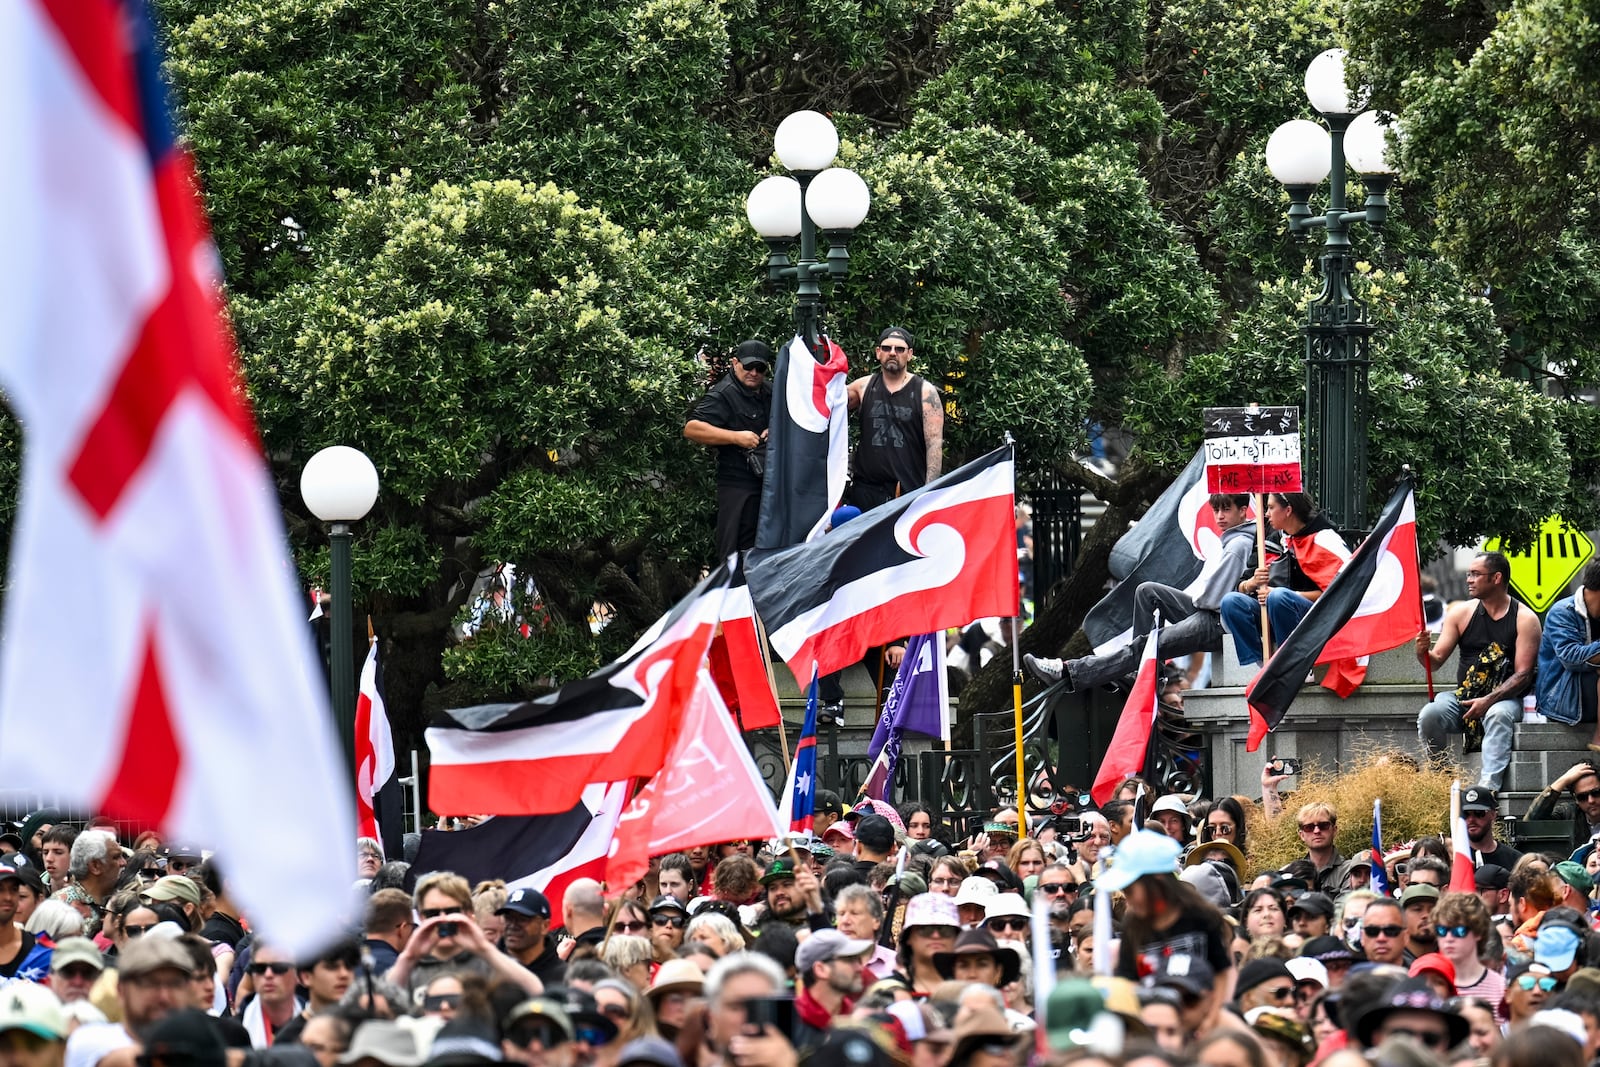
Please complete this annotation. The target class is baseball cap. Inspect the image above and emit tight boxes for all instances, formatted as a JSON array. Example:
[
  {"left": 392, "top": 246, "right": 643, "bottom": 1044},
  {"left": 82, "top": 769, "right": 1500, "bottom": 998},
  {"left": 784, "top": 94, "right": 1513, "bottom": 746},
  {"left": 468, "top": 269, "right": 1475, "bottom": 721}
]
[
  {"left": 877, "top": 327, "right": 914, "bottom": 347},
  {"left": 1286, "top": 958, "right": 1329, "bottom": 988},
  {"left": 1475, "top": 864, "right": 1510, "bottom": 890},
  {"left": 1408, "top": 953, "right": 1456, "bottom": 987},
  {"left": 1536, "top": 924, "right": 1584, "bottom": 971},
  {"left": 647, "top": 895, "right": 686, "bottom": 916},
  {"left": 953, "top": 877, "right": 998, "bottom": 907},
  {"left": 498, "top": 888, "right": 551, "bottom": 919},
  {"left": 49, "top": 937, "right": 105, "bottom": 974},
  {"left": 118, "top": 936, "right": 195, "bottom": 980},
  {"left": 139, "top": 1008, "right": 226, "bottom": 1067},
  {"left": 732, "top": 340, "right": 772, "bottom": 368},
  {"left": 504, "top": 999, "right": 575, "bottom": 1045},
  {"left": 1399, "top": 884, "right": 1440, "bottom": 907},
  {"left": 1288, "top": 892, "right": 1335, "bottom": 919},
  {"left": 0, "top": 982, "right": 68, "bottom": 1041},
  {"left": 795, "top": 930, "right": 876, "bottom": 974},
  {"left": 1301, "top": 935, "right": 1358, "bottom": 963},
  {"left": 983, "top": 893, "right": 1029, "bottom": 920},
  {"left": 854, "top": 815, "right": 895, "bottom": 854},
  {"left": 760, "top": 858, "right": 798, "bottom": 886},
  {"left": 617, "top": 1037, "right": 682, "bottom": 1067},
  {"left": 1555, "top": 861, "right": 1596, "bottom": 894},
  {"left": 1145, "top": 952, "right": 1215, "bottom": 999},
  {"left": 1461, "top": 786, "right": 1498, "bottom": 812},
  {"left": 1097, "top": 831, "right": 1182, "bottom": 892},
  {"left": 143, "top": 875, "right": 200, "bottom": 907}
]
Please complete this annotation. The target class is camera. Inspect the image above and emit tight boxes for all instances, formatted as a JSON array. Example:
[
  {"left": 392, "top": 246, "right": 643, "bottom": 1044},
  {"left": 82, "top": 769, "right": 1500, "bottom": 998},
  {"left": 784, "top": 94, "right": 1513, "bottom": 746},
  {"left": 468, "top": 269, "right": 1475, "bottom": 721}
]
[
  {"left": 436, "top": 922, "right": 457, "bottom": 938},
  {"left": 1270, "top": 758, "right": 1302, "bottom": 776},
  {"left": 744, "top": 995, "right": 796, "bottom": 1038}
]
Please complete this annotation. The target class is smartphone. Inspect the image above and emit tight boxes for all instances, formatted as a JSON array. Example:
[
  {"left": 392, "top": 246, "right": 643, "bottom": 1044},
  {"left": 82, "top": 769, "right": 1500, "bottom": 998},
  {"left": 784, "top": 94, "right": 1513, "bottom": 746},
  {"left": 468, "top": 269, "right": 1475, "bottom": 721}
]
[
  {"left": 744, "top": 995, "right": 796, "bottom": 1038},
  {"left": 1271, "top": 758, "right": 1302, "bottom": 776},
  {"left": 436, "top": 921, "right": 457, "bottom": 938}
]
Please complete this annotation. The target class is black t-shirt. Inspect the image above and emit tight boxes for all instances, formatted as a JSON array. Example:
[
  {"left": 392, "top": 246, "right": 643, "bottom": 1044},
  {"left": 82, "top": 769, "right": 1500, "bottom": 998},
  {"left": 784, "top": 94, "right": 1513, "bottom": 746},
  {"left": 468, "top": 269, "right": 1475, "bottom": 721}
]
[
  {"left": 0, "top": 931, "right": 36, "bottom": 978},
  {"left": 688, "top": 374, "right": 770, "bottom": 487},
  {"left": 1115, "top": 909, "right": 1233, "bottom": 983},
  {"left": 201, "top": 911, "right": 246, "bottom": 949}
]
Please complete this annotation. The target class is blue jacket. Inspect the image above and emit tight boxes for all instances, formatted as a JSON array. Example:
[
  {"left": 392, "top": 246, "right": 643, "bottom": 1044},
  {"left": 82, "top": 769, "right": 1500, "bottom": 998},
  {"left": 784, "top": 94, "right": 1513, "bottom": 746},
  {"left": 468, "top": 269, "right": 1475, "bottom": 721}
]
[{"left": 1536, "top": 590, "right": 1600, "bottom": 725}]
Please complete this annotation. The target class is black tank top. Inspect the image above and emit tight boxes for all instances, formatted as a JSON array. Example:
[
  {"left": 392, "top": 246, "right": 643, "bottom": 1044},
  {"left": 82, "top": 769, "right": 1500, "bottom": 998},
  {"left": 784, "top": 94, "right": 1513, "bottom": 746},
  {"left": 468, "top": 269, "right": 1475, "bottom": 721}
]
[
  {"left": 854, "top": 373, "right": 926, "bottom": 492},
  {"left": 1457, "top": 599, "right": 1520, "bottom": 686}
]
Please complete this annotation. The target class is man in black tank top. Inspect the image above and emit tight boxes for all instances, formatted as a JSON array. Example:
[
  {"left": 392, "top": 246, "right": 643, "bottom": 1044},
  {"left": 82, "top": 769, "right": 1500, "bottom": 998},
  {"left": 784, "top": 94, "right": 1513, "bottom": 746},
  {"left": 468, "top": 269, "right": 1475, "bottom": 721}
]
[
  {"left": 1416, "top": 551, "right": 1542, "bottom": 791},
  {"left": 846, "top": 327, "right": 943, "bottom": 512}
]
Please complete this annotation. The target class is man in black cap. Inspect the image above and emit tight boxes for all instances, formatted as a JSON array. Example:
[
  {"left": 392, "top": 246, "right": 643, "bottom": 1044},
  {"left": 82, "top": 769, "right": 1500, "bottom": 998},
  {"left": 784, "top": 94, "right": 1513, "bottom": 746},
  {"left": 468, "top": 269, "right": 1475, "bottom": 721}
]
[
  {"left": 684, "top": 340, "right": 772, "bottom": 558},
  {"left": 646, "top": 896, "right": 687, "bottom": 962},
  {"left": 500, "top": 888, "right": 565, "bottom": 987},
  {"left": 1460, "top": 785, "right": 1522, "bottom": 868},
  {"left": 845, "top": 326, "right": 942, "bottom": 512},
  {"left": 1234, "top": 958, "right": 1297, "bottom": 1013},
  {"left": 851, "top": 816, "right": 894, "bottom": 878},
  {"left": 1476, "top": 864, "right": 1511, "bottom": 918},
  {"left": 1298, "top": 935, "right": 1359, "bottom": 990},
  {"left": 1288, "top": 893, "right": 1335, "bottom": 939}
]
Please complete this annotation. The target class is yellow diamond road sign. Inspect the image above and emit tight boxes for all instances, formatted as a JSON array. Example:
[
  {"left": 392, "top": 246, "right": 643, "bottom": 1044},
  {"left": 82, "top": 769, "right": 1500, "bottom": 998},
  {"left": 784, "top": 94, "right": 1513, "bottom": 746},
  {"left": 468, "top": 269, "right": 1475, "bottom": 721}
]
[{"left": 1484, "top": 515, "right": 1595, "bottom": 613}]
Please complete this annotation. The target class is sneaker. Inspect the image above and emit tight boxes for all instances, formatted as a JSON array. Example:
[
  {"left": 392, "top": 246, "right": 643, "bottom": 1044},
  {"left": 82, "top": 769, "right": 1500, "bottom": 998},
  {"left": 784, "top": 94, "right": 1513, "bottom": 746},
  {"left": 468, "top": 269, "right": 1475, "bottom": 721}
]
[
  {"left": 1023, "top": 654, "right": 1071, "bottom": 689},
  {"left": 817, "top": 702, "right": 844, "bottom": 726}
]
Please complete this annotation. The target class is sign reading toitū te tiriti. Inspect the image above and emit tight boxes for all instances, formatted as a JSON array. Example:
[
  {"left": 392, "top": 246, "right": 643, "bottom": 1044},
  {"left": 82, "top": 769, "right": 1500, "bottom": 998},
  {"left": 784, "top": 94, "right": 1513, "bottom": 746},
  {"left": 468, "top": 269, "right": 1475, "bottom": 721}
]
[{"left": 1202, "top": 406, "right": 1303, "bottom": 494}]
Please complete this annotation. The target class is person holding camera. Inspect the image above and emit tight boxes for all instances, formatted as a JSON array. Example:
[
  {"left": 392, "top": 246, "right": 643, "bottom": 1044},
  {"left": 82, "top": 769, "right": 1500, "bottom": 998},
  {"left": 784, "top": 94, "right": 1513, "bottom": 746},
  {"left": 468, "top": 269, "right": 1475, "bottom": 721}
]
[
  {"left": 684, "top": 341, "right": 772, "bottom": 560},
  {"left": 704, "top": 953, "right": 796, "bottom": 1067},
  {"left": 384, "top": 872, "right": 544, "bottom": 1001}
]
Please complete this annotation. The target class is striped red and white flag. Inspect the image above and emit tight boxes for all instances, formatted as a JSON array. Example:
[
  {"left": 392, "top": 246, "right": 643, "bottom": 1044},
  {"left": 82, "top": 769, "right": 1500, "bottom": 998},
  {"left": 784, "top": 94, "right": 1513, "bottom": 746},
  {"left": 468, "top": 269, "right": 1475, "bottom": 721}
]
[
  {"left": 0, "top": 0, "right": 353, "bottom": 954},
  {"left": 427, "top": 565, "right": 732, "bottom": 815},
  {"left": 354, "top": 641, "right": 396, "bottom": 844}
]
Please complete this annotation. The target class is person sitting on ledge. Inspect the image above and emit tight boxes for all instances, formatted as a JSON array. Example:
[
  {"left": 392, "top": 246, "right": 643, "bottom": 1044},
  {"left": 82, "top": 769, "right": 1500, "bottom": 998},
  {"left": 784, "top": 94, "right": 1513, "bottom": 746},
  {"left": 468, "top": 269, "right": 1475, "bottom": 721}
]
[
  {"left": 1415, "top": 550, "right": 1540, "bottom": 792},
  {"left": 1536, "top": 559, "right": 1600, "bottom": 749},
  {"left": 1218, "top": 492, "right": 1349, "bottom": 667}
]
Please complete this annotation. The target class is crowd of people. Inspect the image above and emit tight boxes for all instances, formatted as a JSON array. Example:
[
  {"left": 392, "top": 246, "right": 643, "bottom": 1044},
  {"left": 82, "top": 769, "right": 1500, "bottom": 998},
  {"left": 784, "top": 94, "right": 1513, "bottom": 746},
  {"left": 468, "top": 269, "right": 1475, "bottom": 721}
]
[{"left": 9, "top": 767, "right": 1600, "bottom": 1067}]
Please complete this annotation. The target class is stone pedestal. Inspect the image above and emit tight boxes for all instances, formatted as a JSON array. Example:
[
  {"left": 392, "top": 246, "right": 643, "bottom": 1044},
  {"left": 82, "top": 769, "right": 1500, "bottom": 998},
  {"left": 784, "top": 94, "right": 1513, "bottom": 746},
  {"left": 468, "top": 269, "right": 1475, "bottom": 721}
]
[{"left": 1184, "top": 637, "right": 1592, "bottom": 816}]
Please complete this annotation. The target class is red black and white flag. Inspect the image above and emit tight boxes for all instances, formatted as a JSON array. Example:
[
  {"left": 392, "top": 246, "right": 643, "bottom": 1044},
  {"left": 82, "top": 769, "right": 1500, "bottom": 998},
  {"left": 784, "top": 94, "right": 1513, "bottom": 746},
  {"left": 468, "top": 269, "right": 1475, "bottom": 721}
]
[
  {"left": 746, "top": 446, "right": 1017, "bottom": 688},
  {"left": 756, "top": 334, "right": 850, "bottom": 548},
  {"left": 1090, "top": 627, "right": 1161, "bottom": 805},
  {"left": 0, "top": 0, "right": 352, "bottom": 954},
  {"left": 1245, "top": 481, "right": 1420, "bottom": 750},
  {"left": 426, "top": 564, "right": 732, "bottom": 815},
  {"left": 354, "top": 641, "right": 396, "bottom": 847},
  {"left": 706, "top": 558, "right": 782, "bottom": 731},
  {"left": 412, "top": 781, "right": 628, "bottom": 924}
]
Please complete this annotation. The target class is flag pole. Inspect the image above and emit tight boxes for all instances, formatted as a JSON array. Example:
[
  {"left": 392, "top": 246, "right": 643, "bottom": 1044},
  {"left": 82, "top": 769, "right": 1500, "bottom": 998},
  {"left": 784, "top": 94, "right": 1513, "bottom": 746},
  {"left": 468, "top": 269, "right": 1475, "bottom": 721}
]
[
  {"left": 752, "top": 608, "right": 792, "bottom": 773},
  {"left": 1004, "top": 433, "right": 1027, "bottom": 828},
  {"left": 1402, "top": 466, "right": 1435, "bottom": 701},
  {"left": 1257, "top": 491, "right": 1272, "bottom": 661}
]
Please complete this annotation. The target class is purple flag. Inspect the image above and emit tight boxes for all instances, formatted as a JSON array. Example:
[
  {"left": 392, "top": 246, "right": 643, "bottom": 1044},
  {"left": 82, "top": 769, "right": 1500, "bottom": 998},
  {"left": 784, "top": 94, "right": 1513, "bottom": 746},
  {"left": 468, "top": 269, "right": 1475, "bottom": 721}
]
[{"left": 862, "top": 633, "right": 948, "bottom": 800}]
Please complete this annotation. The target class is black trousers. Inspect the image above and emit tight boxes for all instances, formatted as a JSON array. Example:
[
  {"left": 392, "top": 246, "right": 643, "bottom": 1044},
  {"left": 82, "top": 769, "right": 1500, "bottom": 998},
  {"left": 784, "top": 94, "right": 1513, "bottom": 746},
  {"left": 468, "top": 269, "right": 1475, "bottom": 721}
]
[{"left": 715, "top": 483, "right": 761, "bottom": 560}]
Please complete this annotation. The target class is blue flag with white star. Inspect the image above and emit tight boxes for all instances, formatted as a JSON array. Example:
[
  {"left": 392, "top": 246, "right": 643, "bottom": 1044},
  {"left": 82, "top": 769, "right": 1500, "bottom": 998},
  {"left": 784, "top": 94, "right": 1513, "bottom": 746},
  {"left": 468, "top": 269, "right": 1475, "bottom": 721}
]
[{"left": 781, "top": 668, "right": 820, "bottom": 833}]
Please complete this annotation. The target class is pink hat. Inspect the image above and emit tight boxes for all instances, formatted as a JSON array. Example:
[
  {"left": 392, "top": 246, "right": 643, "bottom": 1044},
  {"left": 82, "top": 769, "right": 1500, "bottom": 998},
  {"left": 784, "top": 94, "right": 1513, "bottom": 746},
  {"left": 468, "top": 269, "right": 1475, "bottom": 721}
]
[
  {"left": 823, "top": 821, "right": 855, "bottom": 842},
  {"left": 901, "top": 892, "right": 961, "bottom": 930}
]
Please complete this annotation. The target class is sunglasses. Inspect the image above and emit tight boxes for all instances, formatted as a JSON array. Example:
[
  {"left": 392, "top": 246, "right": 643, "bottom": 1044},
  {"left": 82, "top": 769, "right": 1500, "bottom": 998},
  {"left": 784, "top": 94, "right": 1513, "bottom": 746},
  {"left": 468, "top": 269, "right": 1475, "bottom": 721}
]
[
  {"left": 1364, "top": 924, "right": 1404, "bottom": 939},
  {"left": 57, "top": 964, "right": 101, "bottom": 981},
  {"left": 1517, "top": 974, "right": 1559, "bottom": 992},
  {"left": 1265, "top": 986, "right": 1295, "bottom": 1002},
  {"left": 423, "top": 993, "right": 461, "bottom": 1012},
  {"left": 1576, "top": 790, "right": 1600, "bottom": 804},
  {"left": 1386, "top": 1028, "right": 1448, "bottom": 1050},
  {"left": 1299, "top": 821, "right": 1333, "bottom": 833},
  {"left": 420, "top": 907, "right": 461, "bottom": 920},
  {"left": 651, "top": 914, "right": 686, "bottom": 929},
  {"left": 877, "top": 344, "right": 909, "bottom": 354},
  {"left": 1435, "top": 924, "right": 1471, "bottom": 939},
  {"left": 987, "top": 917, "right": 1028, "bottom": 932},
  {"left": 509, "top": 1028, "right": 565, "bottom": 1050},
  {"left": 123, "top": 924, "right": 156, "bottom": 938},
  {"left": 1039, "top": 882, "right": 1077, "bottom": 896},
  {"left": 1343, "top": 917, "right": 1362, "bottom": 928},
  {"left": 249, "top": 962, "right": 293, "bottom": 976},
  {"left": 741, "top": 362, "right": 769, "bottom": 375},
  {"left": 600, "top": 1004, "right": 630, "bottom": 1021},
  {"left": 1208, "top": 823, "right": 1236, "bottom": 834},
  {"left": 614, "top": 920, "right": 648, "bottom": 934},
  {"left": 574, "top": 1026, "right": 611, "bottom": 1046}
]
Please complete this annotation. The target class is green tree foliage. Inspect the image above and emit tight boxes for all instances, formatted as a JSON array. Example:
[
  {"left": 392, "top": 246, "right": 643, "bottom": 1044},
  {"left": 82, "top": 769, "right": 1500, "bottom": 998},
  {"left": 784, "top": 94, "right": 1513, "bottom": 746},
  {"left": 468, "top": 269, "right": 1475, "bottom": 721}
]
[{"left": 87, "top": 0, "right": 1600, "bottom": 735}]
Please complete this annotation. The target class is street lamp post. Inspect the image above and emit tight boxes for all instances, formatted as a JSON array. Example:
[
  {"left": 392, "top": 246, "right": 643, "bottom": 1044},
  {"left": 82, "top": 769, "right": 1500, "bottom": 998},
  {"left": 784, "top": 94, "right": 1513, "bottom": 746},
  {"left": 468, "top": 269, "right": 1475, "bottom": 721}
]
[
  {"left": 1267, "top": 49, "right": 1400, "bottom": 535},
  {"left": 300, "top": 445, "right": 380, "bottom": 777},
  {"left": 745, "top": 110, "right": 871, "bottom": 347}
]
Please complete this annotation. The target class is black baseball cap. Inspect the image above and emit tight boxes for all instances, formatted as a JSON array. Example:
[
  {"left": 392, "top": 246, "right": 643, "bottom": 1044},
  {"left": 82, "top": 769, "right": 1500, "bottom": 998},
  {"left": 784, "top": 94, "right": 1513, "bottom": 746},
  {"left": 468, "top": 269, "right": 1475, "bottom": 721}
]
[
  {"left": 877, "top": 326, "right": 913, "bottom": 347},
  {"left": 733, "top": 340, "right": 772, "bottom": 368},
  {"left": 855, "top": 814, "right": 895, "bottom": 853},
  {"left": 498, "top": 887, "right": 551, "bottom": 920},
  {"left": 1475, "top": 865, "right": 1510, "bottom": 890},
  {"left": 1461, "top": 786, "right": 1498, "bottom": 812}
]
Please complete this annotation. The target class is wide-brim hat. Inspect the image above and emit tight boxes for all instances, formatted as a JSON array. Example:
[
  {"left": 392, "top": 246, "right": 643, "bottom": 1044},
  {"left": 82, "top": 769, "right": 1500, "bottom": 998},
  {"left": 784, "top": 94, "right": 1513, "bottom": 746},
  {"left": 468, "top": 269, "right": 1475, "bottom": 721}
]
[
  {"left": 645, "top": 959, "right": 705, "bottom": 1001},
  {"left": 1354, "top": 977, "right": 1469, "bottom": 1049},
  {"left": 900, "top": 892, "right": 960, "bottom": 931},
  {"left": 947, "top": 1006, "right": 1022, "bottom": 1061},
  {"left": 932, "top": 929, "right": 1022, "bottom": 986},
  {"left": 1184, "top": 841, "right": 1246, "bottom": 873}
]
